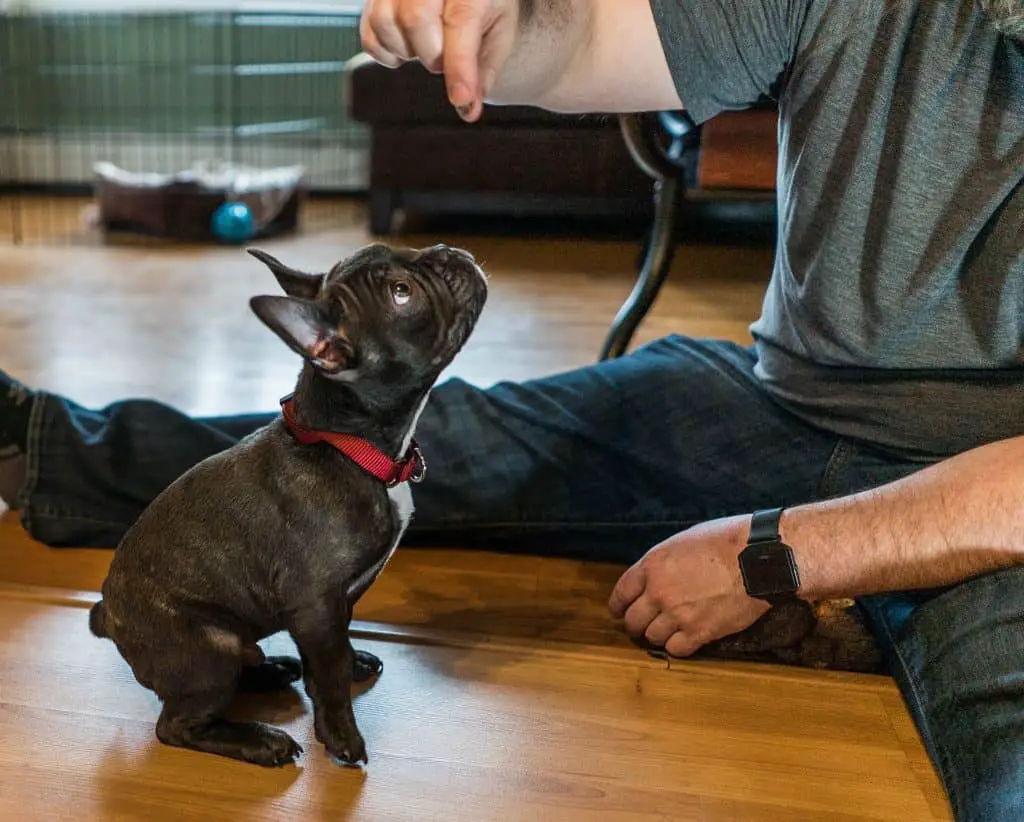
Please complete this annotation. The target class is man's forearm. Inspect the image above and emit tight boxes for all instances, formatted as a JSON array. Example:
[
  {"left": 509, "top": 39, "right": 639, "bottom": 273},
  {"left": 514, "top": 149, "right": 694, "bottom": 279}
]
[
  {"left": 486, "top": 0, "right": 681, "bottom": 114},
  {"left": 782, "top": 435, "right": 1024, "bottom": 600},
  {"left": 361, "top": 0, "right": 681, "bottom": 120},
  {"left": 482, "top": 0, "right": 594, "bottom": 108}
]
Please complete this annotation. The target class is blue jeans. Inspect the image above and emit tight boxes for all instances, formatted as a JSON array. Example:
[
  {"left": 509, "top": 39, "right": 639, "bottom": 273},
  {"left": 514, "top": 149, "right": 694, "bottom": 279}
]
[{"left": 13, "top": 336, "right": 1023, "bottom": 819}]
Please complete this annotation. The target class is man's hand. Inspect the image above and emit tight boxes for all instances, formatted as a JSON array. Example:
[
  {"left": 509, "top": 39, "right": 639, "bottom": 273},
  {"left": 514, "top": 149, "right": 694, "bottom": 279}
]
[
  {"left": 360, "top": 0, "right": 520, "bottom": 121},
  {"left": 608, "top": 516, "right": 770, "bottom": 658},
  {"left": 359, "top": 0, "right": 682, "bottom": 122},
  {"left": 607, "top": 434, "right": 1024, "bottom": 656}
]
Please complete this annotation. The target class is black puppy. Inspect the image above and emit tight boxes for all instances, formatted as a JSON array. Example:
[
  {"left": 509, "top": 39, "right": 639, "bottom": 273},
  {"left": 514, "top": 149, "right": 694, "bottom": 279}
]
[{"left": 89, "top": 242, "right": 488, "bottom": 767}]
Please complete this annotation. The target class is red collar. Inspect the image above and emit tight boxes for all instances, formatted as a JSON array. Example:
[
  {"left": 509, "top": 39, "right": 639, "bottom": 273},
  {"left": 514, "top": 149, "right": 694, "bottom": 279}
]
[{"left": 279, "top": 395, "right": 426, "bottom": 487}]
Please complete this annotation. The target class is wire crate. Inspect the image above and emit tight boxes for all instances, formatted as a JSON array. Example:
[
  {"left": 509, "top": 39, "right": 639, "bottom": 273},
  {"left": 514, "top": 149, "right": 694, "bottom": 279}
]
[{"left": 0, "top": 1, "right": 370, "bottom": 245}]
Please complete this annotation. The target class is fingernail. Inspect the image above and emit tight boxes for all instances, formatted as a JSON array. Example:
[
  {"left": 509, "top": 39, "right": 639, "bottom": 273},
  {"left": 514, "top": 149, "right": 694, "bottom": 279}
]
[
  {"left": 455, "top": 102, "right": 473, "bottom": 119},
  {"left": 449, "top": 81, "right": 471, "bottom": 107}
]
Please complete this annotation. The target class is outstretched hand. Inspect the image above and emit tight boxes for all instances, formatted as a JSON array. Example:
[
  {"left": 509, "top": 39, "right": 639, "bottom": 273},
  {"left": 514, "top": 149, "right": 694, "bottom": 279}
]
[
  {"left": 360, "top": 0, "right": 520, "bottom": 122},
  {"left": 608, "top": 516, "right": 770, "bottom": 657}
]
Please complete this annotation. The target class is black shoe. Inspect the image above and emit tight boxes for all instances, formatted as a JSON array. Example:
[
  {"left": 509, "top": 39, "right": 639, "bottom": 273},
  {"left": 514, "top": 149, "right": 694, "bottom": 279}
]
[
  {"left": 0, "top": 447, "right": 26, "bottom": 511},
  {"left": 0, "top": 372, "right": 33, "bottom": 508},
  {"left": 0, "top": 370, "right": 33, "bottom": 453}
]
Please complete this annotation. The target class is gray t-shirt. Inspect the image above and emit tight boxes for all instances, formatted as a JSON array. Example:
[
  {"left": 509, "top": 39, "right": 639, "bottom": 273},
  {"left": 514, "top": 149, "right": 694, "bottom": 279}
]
[{"left": 649, "top": 0, "right": 1023, "bottom": 460}]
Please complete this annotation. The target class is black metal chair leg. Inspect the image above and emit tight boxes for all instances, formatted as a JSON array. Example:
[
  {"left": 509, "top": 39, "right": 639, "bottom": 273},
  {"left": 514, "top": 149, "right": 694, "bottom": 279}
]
[
  {"left": 598, "top": 175, "right": 680, "bottom": 360},
  {"left": 599, "top": 111, "right": 696, "bottom": 361}
]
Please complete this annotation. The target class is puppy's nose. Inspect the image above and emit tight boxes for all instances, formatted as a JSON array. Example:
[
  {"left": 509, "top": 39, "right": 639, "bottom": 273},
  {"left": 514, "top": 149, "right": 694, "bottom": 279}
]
[
  {"left": 421, "top": 243, "right": 475, "bottom": 265},
  {"left": 439, "top": 244, "right": 476, "bottom": 263}
]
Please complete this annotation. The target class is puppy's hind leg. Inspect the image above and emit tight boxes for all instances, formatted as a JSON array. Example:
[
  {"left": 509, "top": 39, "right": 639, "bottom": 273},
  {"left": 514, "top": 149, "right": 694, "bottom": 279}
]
[
  {"left": 88, "top": 600, "right": 109, "bottom": 638},
  {"left": 151, "top": 627, "right": 303, "bottom": 767},
  {"left": 238, "top": 643, "right": 303, "bottom": 693},
  {"left": 352, "top": 645, "right": 383, "bottom": 684}
]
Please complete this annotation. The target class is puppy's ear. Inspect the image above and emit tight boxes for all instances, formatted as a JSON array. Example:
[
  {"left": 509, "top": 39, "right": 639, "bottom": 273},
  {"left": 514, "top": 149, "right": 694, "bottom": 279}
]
[
  {"left": 247, "top": 248, "right": 324, "bottom": 300},
  {"left": 250, "top": 295, "right": 351, "bottom": 373}
]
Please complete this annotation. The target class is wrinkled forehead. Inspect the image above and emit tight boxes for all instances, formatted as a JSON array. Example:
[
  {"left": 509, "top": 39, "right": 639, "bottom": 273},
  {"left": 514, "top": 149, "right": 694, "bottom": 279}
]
[{"left": 326, "top": 243, "right": 417, "bottom": 283}]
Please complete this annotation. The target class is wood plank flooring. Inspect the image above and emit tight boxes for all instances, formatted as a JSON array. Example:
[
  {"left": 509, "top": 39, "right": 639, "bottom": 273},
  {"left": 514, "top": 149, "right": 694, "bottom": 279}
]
[
  {"left": 0, "top": 578, "right": 948, "bottom": 822},
  {"left": 0, "top": 198, "right": 771, "bottom": 413},
  {"left": 0, "top": 197, "right": 952, "bottom": 820}
]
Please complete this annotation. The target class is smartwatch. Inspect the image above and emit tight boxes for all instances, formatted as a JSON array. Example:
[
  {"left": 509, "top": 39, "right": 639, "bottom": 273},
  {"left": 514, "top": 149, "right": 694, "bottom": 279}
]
[{"left": 739, "top": 507, "right": 801, "bottom": 605}]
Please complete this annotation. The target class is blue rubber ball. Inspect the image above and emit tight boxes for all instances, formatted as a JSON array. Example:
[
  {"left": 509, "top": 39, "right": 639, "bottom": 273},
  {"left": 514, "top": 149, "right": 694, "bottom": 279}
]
[{"left": 211, "top": 201, "right": 256, "bottom": 243}]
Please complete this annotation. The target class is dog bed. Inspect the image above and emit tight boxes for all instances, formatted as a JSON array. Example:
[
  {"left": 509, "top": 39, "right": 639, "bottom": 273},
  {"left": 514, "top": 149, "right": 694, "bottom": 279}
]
[{"left": 91, "top": 160, "right": 306, "bottom": 242}]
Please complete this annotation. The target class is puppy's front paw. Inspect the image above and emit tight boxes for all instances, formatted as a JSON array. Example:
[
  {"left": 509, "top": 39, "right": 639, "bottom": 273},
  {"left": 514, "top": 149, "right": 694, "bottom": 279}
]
[
  {"left": 245, "top": 724, "right": 305, "bottom": 767},
  {"left": 315, "top": 716, "right": 367, "bottom": 766}
]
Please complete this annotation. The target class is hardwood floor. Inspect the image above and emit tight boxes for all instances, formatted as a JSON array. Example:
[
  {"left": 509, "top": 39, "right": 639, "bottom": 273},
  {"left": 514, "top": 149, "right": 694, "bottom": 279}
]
[
  {"left": 0, "top": 575, "right": 949, "bottom": 822},
  {"left": 0, "top": 197, "right": 771, "bottom": 413},
  {"left": 0, "top": 197, "right": 952, "bottom": 820},
  {"left": 0, "top": 523, "right": 952, "bottom": 822}
]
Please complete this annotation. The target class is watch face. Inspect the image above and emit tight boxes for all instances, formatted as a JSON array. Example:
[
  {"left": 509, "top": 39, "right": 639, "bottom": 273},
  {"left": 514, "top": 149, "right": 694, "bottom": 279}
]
[{"left": 740, "top": 542, "right": 799, "bottom": 598}]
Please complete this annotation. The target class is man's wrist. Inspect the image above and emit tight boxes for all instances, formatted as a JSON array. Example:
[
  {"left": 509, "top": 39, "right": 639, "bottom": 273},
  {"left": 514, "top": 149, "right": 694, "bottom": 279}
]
[
  {"left": 776, "top": 505, "right": 830, "bottom": 601},
  {"left": 748, "top": 436, "right": 1024, "bottom": 603},
  {"left": 738, "top": 508, "right": 806, "bottom": 604},
  {"left": 775, "top": 497, "right": 897, "bottom": 601}
]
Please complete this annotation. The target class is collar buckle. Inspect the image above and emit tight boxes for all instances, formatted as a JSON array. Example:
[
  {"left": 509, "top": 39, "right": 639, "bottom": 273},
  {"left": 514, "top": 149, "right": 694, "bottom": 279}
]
[{"left": 387, "top": 442, "right": 427, "bottom": 487}]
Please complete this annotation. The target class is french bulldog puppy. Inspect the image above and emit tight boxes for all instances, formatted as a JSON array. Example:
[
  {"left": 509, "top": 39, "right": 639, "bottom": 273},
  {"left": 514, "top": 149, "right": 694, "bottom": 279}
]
[{"left": 89, "top": 242, "right": 488, "bottom": 767}]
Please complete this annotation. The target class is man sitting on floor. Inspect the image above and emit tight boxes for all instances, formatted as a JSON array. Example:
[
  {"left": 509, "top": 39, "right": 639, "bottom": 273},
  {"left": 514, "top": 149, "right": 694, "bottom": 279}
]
[{"left": 1, "top": 0, "right": 1021, "bottom": 818}]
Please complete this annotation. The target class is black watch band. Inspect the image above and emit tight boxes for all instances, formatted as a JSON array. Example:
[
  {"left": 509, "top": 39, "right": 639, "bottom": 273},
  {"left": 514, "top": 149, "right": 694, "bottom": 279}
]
[
  {"left": 739, "top": 507, "right": 800, "bottom": 604},
  {"left": 748, "top": 506, "right": 785, "bottom": 544}
]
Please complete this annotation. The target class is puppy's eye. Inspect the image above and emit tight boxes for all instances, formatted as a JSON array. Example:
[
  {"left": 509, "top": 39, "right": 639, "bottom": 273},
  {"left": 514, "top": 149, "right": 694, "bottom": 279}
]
[{"left": 391, "top": 281, "right": 411, "bottom": 306}]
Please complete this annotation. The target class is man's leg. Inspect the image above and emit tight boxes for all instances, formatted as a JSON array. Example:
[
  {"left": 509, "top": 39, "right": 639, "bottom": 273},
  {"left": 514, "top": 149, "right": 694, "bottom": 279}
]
[
  {"left": 21, "top": 393, "right": 275, "bottom": 546},
  {"left": 5, "top": 336, "right": 844, "bottom": 554},
  {"left": 397, "top": 334, "right": 846, "bottom": 564},
  {"left": 1, "top": 361, "right": 273, "bottom": 544},
  {"left": 862, "top": 575, "right": 1024, "bottom": 820},
  {"left": 820, "top": 440, "right": 1024, "bottom": 820}
]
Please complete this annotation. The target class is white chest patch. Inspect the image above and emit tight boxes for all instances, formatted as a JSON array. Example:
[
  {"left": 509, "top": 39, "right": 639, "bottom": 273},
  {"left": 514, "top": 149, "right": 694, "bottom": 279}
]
[
  {"left": 386, "top": 482, "right": 415, "bottom": 546},
  {"left": 345, "top": 485, "right": 414, "bottom": 598},
  {"left": 346, "top": 393, "right": 429, "bottom": 598}
]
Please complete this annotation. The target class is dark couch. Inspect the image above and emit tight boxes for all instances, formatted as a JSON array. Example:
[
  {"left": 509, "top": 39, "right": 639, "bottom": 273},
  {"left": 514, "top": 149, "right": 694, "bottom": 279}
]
[{"left": 345, "top": 54, "right": 655, "bottom": 234}]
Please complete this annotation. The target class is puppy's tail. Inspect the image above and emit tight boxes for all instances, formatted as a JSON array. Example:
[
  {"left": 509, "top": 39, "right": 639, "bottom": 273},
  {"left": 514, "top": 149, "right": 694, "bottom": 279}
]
[{"left": 88, "top": 600, "right": 109, "bottom": 638}]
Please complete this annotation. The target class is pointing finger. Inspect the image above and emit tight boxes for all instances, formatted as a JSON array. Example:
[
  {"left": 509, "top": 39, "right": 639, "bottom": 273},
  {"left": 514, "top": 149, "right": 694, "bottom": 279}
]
[{"left": 442, "top": 0, "right": 487, "bottom": 116}]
